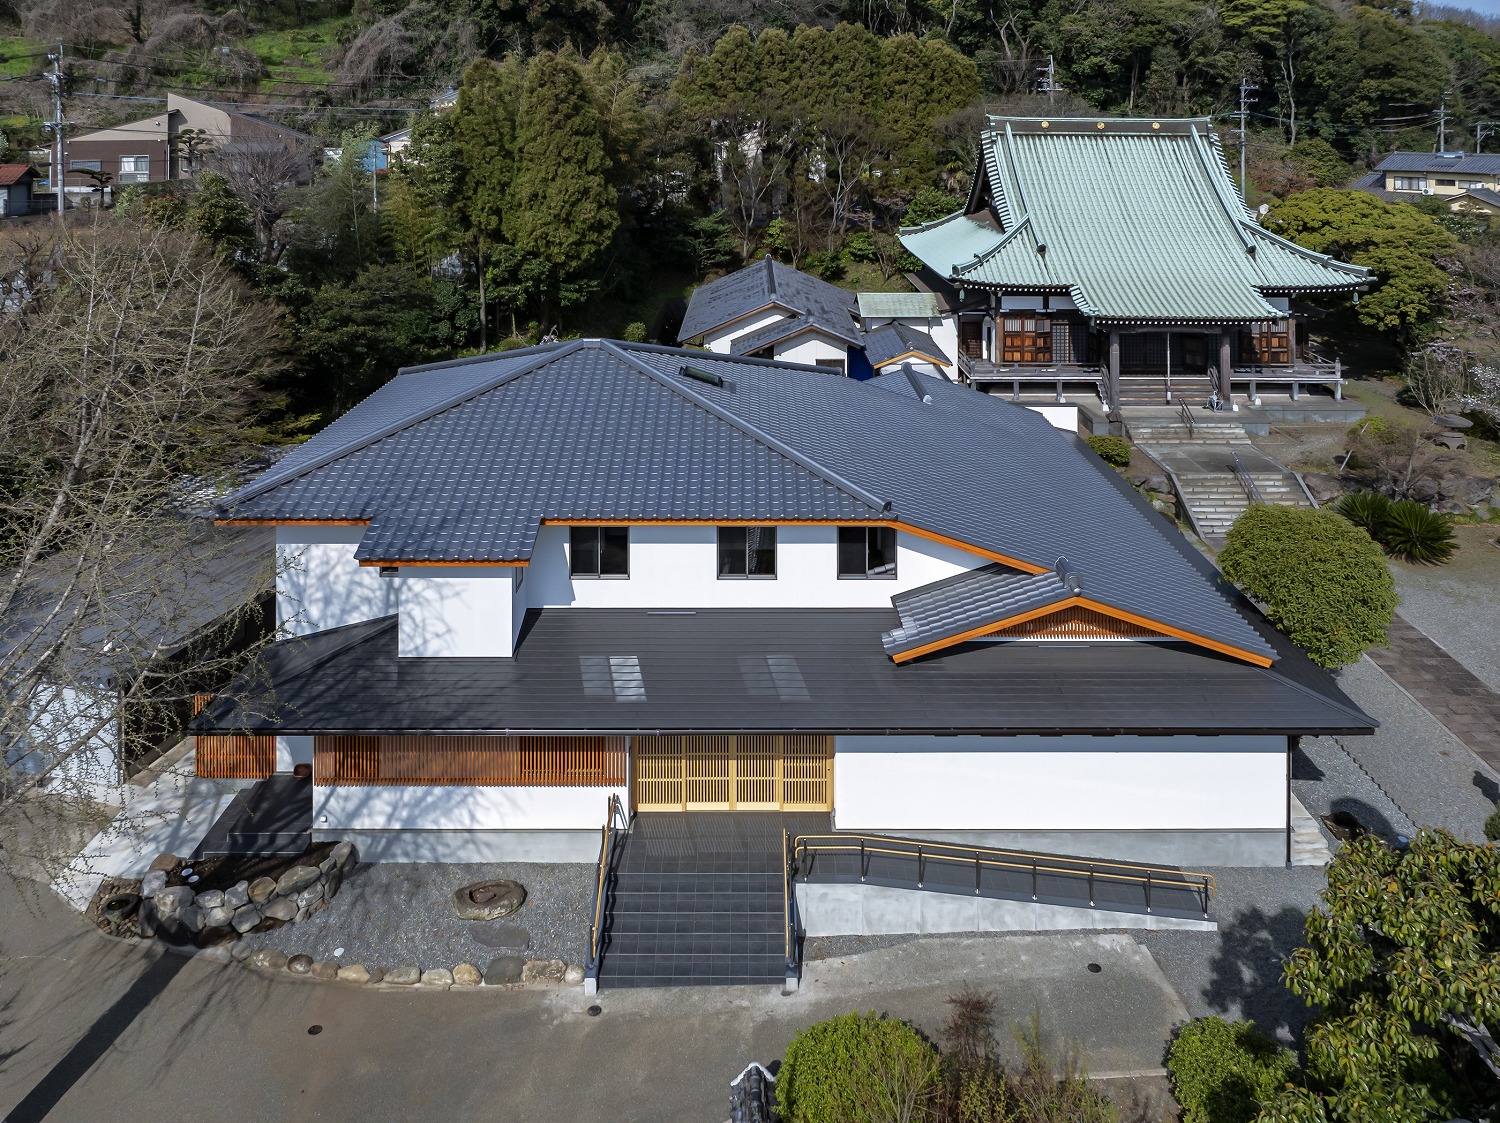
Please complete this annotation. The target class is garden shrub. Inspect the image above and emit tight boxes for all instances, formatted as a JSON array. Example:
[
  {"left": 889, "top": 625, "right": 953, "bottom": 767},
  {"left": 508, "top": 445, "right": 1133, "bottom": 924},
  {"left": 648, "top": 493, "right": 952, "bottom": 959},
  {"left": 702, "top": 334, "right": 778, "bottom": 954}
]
[
  {"left": 779, "top": 1011, "right": 940, "bottom": 1123},
  {"left": 1332, "top": 491, "right": 1391, "bottom": 539},
  {"left": 1167, "top": 1017, "right": 1298, "bottom": 1123},
  {"left": 622, "top": 321, "right": 647, "bottom": 342},
  {"left": 1219, "top": 505, "right": 1397, "bottom": 668},
  {"left": 844, "top": 231, "right": 878, "bottom": 262},
  {"left": 1085, "top": 435, "right": 1132, "bottom": 468},
  {"left": 1380, "top": 499, "right": 1456, "bottom": 564},
  {"left": 1485, "top": 806, "right": 1500, "bottom": 843}
]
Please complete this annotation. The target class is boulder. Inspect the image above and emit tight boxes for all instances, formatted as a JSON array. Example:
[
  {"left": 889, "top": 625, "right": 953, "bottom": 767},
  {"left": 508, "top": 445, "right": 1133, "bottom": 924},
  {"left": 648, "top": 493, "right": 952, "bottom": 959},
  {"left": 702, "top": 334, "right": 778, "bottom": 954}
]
[
  {"left": 140, "top": 871, "right": 168, "bottom": 899},
  {"left": 563, "top": 964, "right": 585, "bottom": 985},
  {"left": 136, "top": 898, "right": 158, "bottom": 938},
  {"left": 287, "top": 953, "right": 314, "bottom": 974},
  {"left": 324, "top": 870, "right": 343, "bottom": 900},
  {"left": 275, "top": 865, "right": 322, "bottom": 896},
  {"left": 148, "top": 853, "right": 180, "bottom": 873},
  {"left": 1126, "top": 471, "right": 1149, "bottom": 488},
  {"left": 263, "top": 898, "right": 298, "bottom": 923},
  {"left": 331, "top": 841, "right": 355, "bottom": 869},
  {"left": 195, "top": 889, "right": 225, "bottom": 910},
  {"left": 247, "top": 877, "right": 278, "bottom": 904},
  {"left": 452, "top": 880, "right": 526, "bottom": 922},
  {"left": 310, "top": 960, "right": 339, "bottom": 981},
  {"left": 296, "top": 884, "right": 325, "bottom": 911},
  {"left": 223, "top": 881, "right": 251, "bottom": 909},
  {"left": 452, "top": 963, "right": 482, "bottom": 986},
  {"left": 420, "top": 968, "right": 454, "bottom": 988},
  {"left": 229, "top": 939, "right": 253, "bottom": 962},
  {"left": 384, "top": 965, "right": 420, "bottom": 986},
  {"left": 177, "top": 907, "right": 203, "bottom": 934},
  {"left": 294, "top": 907, "right": 310, "bottom": 924},
  {"left": 337, "top": 964, "right": 371, "bottom": 984},
  {"left": 248, "top": 948, "right": 288, "bottom": 971},
  {"left": 197, "top": 945, "right": 233, "bottom": 964},
  {"left": 1436, "top": 499, "right": 1469, "bottom": 515},
  {"left": 521, "top": 958, "right": 567, "bottom": 985},
  {"left": 366, "top": 966, "right": 385, "bottom": 984},
  {"left": 484, "top": 955, "right": 526, "bottom": 985},
  {"left": 1143, "top": 474, "right": 1170, "bottom": 494},
  {"left": 1411, "top": 477, "right": 1441, "bottom": 503},
  {"left": 319, "top": 856, "right": 338, "bottom": 876},
  {"left": 201, "top": 905, "right": 236, "bottom": 929},
  {"left": 154, "top": 885, "right": 195, "bottom": 916},
  {"left": 1301, "top": 472, "right": 1345, "bottom": 504},
  {"left": 230, "top": 906, "right": 262, "bottom": 934}
]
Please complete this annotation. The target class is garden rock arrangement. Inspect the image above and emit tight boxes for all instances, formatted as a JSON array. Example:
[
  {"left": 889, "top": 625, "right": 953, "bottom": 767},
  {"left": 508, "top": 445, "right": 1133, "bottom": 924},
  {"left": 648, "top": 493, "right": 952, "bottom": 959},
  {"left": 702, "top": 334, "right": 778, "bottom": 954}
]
[
  {"left": 132, "top": 841, "right": 356, "bottom": 945},
  {"left": 216, "top": 942, "right": 586, "bottom": 990},
  {"left": 1304, "top": 470, "right": 1498, "bottom": 519},
  {"left": 452, "top": 878, "right": 526, "bottom": 921}
]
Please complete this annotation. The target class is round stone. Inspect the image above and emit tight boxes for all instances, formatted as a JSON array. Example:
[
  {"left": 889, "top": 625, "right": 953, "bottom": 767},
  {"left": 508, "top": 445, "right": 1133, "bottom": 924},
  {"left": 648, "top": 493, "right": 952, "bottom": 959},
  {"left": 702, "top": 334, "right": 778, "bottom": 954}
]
[
  {"left": 336, "top": 964, "right": 371, "bottom": 983},
  {"left": 287, "top": 953, "right": 314, "bottom": 974},
  {"left": 420, "top": 967, "right": 454, "bottom": 988},
  {"left": 452, "top": 880, "right": 525, "bottom": 921},
  {"left": 452, "top": 963, "right": 482, "bottom": 986}
]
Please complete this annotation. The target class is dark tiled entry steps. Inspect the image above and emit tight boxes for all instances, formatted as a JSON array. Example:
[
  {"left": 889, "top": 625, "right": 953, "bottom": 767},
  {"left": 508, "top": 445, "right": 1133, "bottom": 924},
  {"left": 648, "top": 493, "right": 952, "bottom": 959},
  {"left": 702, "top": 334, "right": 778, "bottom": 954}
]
[{"left": 595, "top": 812, "right": 827, "bottom": 988}]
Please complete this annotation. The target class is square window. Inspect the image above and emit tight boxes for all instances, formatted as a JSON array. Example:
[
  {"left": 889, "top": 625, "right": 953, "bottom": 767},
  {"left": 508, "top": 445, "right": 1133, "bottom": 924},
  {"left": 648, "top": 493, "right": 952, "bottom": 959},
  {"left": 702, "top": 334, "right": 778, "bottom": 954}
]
[
  {"left": 837, "top": 527, "right": 898, "bottom": 578},
  {"left": 718, "top": 526, "right": 776, "bottom": 579},
  {"left": 569, "top": 526, "right": 628, "bottom": 578}
]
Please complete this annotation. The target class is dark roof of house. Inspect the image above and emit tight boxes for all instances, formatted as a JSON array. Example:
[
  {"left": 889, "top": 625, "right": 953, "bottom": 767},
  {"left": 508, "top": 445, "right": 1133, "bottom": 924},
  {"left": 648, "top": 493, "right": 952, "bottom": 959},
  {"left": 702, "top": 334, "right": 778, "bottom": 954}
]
[
  {"left": 217, "top": 339, "right": 1279, "bottom": 662},
  {"left": 198, "top": 607, "right": 1372, "bottom": 736},
  {"left": 863, "top": 323, "right": 951, "bottom": 368},
  {"left": 0, "top": 164, "right": 39, "bottom": 186},
  {"left": 882, "top": 563, "right": 1074, "bottom": 656},
  {"left": 1457, "top": 186, "right": 1500, "bottom": 209},
  {"left": 901, "top": 117, "right": 1370, "bottom": 324},
  {"left": 1374, "top": 151, "right": 1500, "bottom": 175},
  {"left": 678, "top": 256, "right": 861, "bottom": 345}
]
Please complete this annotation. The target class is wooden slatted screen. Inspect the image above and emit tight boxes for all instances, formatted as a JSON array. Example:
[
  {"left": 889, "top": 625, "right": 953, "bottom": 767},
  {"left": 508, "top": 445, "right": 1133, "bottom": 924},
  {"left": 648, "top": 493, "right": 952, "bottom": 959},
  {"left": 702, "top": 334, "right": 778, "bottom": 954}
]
[
  {"left": 195, "top": 734, "right": 277, "bottom": 779},
  {"left": 633, "top": 735, "right": 833, "bottom": 811},
  {"left": 313, "top": 735, "right": 627, "bottom": 786},
  {"left": 986, "top": 607, "right": 1162, "bottom": 640}
]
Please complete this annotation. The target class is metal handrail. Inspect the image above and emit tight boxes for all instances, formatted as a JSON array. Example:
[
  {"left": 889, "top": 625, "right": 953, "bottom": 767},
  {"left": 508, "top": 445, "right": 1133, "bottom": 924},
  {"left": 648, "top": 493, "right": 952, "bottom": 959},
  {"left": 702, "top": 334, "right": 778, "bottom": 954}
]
[
  {"left": 1229, "top": 451, "right": 1263, "bottom": 504},
  {"left": 1177, "top": 399, "right": 1196, "bottom": 436},
  {"left": 585, "top": 794, "right": 629, "bottom": 980},
  {"left": 792, "top": 833, "right": 1215, "bottom": 918},
  {"left": 782, "top": 828, "right": 801, "bottom": 983}
]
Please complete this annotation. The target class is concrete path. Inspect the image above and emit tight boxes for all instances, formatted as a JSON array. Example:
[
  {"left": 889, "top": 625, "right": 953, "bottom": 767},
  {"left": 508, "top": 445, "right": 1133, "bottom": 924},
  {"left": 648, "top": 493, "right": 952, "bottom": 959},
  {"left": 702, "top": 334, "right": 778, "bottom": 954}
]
[
  {"left": 1364, "top": 615, "right": 1500, "bottom": 774},
  {"left": 0, "top": 883, "right": 1189, "bottom": 1123}
]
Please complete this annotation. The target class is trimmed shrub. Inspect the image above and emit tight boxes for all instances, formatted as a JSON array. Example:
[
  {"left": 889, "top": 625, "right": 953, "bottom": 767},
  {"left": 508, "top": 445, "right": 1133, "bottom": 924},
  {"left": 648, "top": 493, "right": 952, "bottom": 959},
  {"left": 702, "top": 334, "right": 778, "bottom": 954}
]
[
  {"left": 1380, "top": 499, "right": 1456, "bottom": 564},
  {"left": 1167, "top": 1017, "right": 1299, "bottom": 1123},
  {"left": 1219, "top": 505, "right": 1397, "bottom": 668},
  {"left": 1085, "top": 434, "right": 1132, "bottom": 468},
  {"left": 1332, "top": 491, "right": 1392, "bottom": 539},
  {"left": 779, "top": 1012, "right": 940, "bottom": 1123},
  {"left": 1485, "top": 806, "right": 1500, "bottom": 843},
  {"left": 622, "top": 321, "right": 647, "bottom": 343}
]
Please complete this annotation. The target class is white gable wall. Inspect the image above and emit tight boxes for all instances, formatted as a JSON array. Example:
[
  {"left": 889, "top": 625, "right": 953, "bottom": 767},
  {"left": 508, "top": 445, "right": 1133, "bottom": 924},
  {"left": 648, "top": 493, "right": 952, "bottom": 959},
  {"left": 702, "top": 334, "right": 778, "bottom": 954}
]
[
  {"left": 399, "top": 566, "right": 517, "bottom": 657},
  {"left": 276, "top": 526, "right": 397, "bottom": 635},
  {"left": 775, "top": 332, "right": 853, "bottom": 370},
  {"left": 701, "top": 311, "right": 791, "bottom": 354}
]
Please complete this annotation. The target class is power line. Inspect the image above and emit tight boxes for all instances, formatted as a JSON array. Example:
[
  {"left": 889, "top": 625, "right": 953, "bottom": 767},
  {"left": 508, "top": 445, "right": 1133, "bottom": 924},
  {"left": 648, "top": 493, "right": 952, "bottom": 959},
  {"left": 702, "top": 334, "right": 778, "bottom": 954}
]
[{"left": 66, "top": 90, "right": 424, "bottom": 114}]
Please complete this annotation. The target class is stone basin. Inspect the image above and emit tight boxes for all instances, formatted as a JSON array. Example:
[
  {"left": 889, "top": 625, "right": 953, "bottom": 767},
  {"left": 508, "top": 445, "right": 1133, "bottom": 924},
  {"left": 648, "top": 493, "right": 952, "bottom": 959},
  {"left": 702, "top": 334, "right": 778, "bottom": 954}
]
[{"left": 452, "top": 879, "right": 526, "bottom": 921}]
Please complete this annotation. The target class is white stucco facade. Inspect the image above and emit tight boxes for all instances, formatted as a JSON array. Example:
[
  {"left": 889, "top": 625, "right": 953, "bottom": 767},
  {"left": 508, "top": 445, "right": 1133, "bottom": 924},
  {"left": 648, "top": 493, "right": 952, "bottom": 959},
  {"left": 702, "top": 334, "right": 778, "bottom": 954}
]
[
  {"left": 314, "top": 781, "right": 626, "bottom": 832},
  {"left": 276, "top": 526, "right": 397, "bottom": 635},
  {"left": 773, "top": 331, "right": 854, "bottom": 371},
  {"left": 398, "top": 566, "right": 517, "bottom": 657},
  {"left": 701, "top": 311, "right": 787, "bottom": 354}
]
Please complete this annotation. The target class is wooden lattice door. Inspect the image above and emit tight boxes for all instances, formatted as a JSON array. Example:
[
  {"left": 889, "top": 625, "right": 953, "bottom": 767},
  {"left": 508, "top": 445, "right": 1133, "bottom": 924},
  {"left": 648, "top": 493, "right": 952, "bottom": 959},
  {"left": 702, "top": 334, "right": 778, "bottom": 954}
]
[
  {"left": 1002, "top": 317, "right": 1051, "bottom": 363},
  {"left": 632, "top": 735, "right": 832, "bottom": 811}
]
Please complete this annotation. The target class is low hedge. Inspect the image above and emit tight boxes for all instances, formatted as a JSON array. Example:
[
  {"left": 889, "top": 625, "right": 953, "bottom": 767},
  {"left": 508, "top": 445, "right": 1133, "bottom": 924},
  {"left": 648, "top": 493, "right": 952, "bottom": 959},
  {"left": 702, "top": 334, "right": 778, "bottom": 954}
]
[
  {"left": 1167, "top": 1017, "right": 1299, "bottom": 1123},
  {"left": 778, "top": 1012, "right": 940, "bottom": 1123},
  {"left": 1085, "top": 434, "right": 1132, "bottom": 467}
]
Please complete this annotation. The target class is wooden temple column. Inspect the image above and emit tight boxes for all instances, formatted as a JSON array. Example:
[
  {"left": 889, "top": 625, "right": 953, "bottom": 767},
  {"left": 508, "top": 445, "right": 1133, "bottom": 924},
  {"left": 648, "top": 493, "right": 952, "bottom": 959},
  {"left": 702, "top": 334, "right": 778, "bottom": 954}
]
[
  {"left": 1218, "top": 329, "right": 1233, "bottom": 405},
  {"left": 1107, "top": 328, "right": 1121, "bottom": 411}
]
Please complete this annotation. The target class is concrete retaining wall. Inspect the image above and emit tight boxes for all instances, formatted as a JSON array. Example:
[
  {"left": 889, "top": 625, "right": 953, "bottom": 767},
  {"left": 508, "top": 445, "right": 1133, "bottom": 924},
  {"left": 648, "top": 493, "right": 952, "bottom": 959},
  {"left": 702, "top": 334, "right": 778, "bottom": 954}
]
[{"left": 313, "top": 828, "right": 601, "bottom": 863}]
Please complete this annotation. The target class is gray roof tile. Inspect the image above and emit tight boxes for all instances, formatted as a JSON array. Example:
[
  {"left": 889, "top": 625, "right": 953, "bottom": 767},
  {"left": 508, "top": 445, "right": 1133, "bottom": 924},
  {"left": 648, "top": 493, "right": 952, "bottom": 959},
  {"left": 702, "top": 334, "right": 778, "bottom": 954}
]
[
  {"left": 882, "top": 564, "right": 1071, "bottom": 655},
  {"left": 863, "top": 323, "right": 951, "bottom": 368},
  {"left": 678, "top": 256, "right": 861, "bottom": 344},
  {"left": 1374, "top": 152, "right": 1500, "bottom": 175}
]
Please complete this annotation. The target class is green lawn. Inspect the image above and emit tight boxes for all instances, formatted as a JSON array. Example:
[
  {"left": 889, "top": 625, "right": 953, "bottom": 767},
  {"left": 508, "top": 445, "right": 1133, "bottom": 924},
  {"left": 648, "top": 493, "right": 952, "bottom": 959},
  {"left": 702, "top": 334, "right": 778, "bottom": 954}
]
[
  {"left": 241, "top": 18, "right": 348, "bottom": 90},
  {"left": 0, "top": 36, "right": 44, "bottom": 81}
]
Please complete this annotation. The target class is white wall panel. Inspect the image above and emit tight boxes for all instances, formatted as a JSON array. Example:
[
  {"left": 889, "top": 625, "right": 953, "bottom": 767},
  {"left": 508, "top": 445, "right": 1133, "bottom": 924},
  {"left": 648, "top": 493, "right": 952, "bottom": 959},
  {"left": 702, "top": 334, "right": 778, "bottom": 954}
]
[
  {"left": 276, "top": 527, "right": 397, "bottom": 635},
  {"left": 777, "top": 335, "right": 851, "bottom": 369},
  {"left": 398, "top": 567, "right": 516, "bottom": 657},
  {"left": 314, "top": 783, "right": 626, "bottom": 831},
  {"left": 1025, "top": 404, "right": 1080, "bottom": 431},
  {"left": 833, "top": 735, "right": 1286, "bottom": 832},
  {"left": 703, "top": 311, "right": 786, "bottom": 353},
  {"left": 524, "top": 525, "right": 982, "bottom": 609}
]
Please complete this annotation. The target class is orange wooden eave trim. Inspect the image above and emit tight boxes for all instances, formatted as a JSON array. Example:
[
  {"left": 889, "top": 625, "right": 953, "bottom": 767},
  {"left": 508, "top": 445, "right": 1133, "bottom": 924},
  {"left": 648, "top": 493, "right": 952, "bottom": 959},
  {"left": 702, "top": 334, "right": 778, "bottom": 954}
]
[
  {"left": 215, "top": 517, "right": 371, "bottom": 526},
  {"left": 875, "top": 350, "right": 951, "bottom": 369},
  {"left": 356, "top": 558, "right": 529, "bottom": 568},
  {"left": 890, "top": 595, "right": 1274, "bottom": 668},
  {"left": 893, "top": 523, "right": 1048, "bottom": 574}
]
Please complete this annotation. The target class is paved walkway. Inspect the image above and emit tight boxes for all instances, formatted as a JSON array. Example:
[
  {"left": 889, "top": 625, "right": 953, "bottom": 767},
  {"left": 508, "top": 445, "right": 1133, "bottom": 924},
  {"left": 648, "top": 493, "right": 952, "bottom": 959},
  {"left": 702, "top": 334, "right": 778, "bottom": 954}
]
[{"left": 1365, "top": 615, "right": 1500, "bottom": 773}]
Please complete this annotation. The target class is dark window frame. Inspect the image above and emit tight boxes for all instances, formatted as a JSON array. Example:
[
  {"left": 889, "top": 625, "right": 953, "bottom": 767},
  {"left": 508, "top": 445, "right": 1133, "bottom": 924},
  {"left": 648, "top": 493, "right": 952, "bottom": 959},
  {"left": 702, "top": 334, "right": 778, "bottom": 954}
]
[
  {"left": 837, "top": 526, "right": 898, "bottom": 579},
  {"left": 569, "top": 526, "right": 630, "bottom": 579},
  {"left": 717, "top": 526, "right": 777, "bottom": 580}
]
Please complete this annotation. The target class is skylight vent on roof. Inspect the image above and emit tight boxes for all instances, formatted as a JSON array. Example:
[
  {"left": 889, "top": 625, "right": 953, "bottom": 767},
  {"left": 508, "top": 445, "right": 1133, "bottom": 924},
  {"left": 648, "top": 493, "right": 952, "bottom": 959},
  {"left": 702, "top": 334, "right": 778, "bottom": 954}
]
[{"left": 681, "top": 365, "right": 728, "bottom": 389}]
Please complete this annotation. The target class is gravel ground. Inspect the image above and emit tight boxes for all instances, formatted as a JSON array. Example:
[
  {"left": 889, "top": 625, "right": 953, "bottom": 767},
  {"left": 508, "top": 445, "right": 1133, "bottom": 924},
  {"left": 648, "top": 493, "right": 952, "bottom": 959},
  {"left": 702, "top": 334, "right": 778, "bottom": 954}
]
[
  {"left": 1391, "top": 525, "right": 1500, "bottom": 693},
  {"left": 235, "top": 862, "right": 595, "bottom": 971},
  {"left": 1332, "top": 657, "right": 1500, "bottom": 842},
  {"left": 1293, "top": 734, "right": 1416, "bottom": 843}
]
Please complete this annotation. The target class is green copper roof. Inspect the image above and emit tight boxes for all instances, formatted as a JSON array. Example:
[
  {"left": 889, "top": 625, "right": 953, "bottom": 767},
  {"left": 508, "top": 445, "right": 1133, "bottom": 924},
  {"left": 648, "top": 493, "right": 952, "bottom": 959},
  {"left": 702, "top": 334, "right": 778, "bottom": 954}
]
[
  {"left": 856, "top": 292, "right": 941, "bottom": 319},
  {"left": 900, "top": 118, "right": 1371, "bottom": 325}
]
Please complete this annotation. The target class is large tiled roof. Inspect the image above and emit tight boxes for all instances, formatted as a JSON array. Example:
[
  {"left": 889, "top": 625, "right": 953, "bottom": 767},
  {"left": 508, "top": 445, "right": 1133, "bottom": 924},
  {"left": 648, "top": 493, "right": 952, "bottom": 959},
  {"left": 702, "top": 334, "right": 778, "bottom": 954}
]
[
  {"left": 198, "top": 608, "right": 1372, "bottom": 736},
  {"left": 678, "top": 256, "right": 861, "bottom": 344},
  {"left": 1374, "top": 151, "right": 1500, "bottom": 175},
  {"left": 900, "top": 118, "right": 1370, "bottom": 324},
  {"left": 857, "top": 292, "right": 942, "bottom": 320},
  {"left": 220, "top": 339, "right": 1280, "bottom": 660}
]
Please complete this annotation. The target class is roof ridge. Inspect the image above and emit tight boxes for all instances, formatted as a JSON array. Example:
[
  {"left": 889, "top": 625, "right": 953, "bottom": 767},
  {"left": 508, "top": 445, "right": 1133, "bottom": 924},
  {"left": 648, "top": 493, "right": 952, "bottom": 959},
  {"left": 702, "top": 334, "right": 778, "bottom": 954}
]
[
  {"left": 1188, "top": 126, "right": 1258, "bottom": 252},
  {"left": 599, "top": 341, "right": 891, "bottom": 516},
  {"left": 219, "top": 340, "right": 591, "bottom": 511},
  {"left": 954, "top": 215, "right": 1033, "bottom": 276}
]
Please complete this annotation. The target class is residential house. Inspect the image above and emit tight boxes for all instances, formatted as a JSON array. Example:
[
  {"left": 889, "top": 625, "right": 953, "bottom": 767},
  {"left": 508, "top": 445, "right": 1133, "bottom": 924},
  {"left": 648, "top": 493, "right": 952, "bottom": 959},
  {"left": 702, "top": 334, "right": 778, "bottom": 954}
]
[
  {"left": 60, "top": 93, "right": 312, "bottom": 201},
  {"left": 900, "top": 117, "right": 1372, "bottom": 409},
  {"left": 198, "top": 339, "right": 1372, "bottom": 873},
  {"left": 0, "top": 164, "right": 39, "bottom": 216},
  {"left": 857, "top": 292, "right": 956, "bottom": 379}
]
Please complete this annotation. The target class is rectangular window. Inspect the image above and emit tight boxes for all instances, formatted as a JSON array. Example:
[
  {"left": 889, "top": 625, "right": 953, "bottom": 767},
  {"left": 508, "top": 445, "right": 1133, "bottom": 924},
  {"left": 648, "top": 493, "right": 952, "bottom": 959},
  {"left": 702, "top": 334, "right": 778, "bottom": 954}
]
[
  {"left": 1437, "top": 178, "right": 1456, "bottom": 187},
  {"left": 569, "top": 526, "right": 629, "bottom": 578},
  {"left": 1460, "top": 179, "right": 1486, "bottom": 189},
  {"left": 68, "top": 159, "right": 101, "bottom": 172},
  {"left": 1001, "top": 316, "right": 1051, "bottom": 363},
  {"left": 718, "top": 526, "right": 777, "bottom": 579},
  {"left": 837, "top": 527, "right": 897, "bottom": 579},
  {"left": 118, "top": 155, "right": 150, "bottom": 183},
  {"left": 814, "top": 359, "right": 846, "bottom": 375},
  {"left": 1391, "top": 176, "right": 1426, "bottom": 191}
]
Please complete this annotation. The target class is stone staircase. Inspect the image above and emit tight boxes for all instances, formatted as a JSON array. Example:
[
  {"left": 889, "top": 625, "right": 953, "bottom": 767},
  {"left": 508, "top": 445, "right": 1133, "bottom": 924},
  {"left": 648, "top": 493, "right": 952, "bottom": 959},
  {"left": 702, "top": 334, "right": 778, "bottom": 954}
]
[
  {"left": 1290, "top": 796, "right": 1333, "bottom": 867},
  {"left": 1116, "top": 373, "right": 1217, "bottom": 407},
  {"left": 1126, "top": 418, "right": 1251, "bottom": 445},
  {"left": 1173, "top": 470, "right": 1312, "bottom": 539}
]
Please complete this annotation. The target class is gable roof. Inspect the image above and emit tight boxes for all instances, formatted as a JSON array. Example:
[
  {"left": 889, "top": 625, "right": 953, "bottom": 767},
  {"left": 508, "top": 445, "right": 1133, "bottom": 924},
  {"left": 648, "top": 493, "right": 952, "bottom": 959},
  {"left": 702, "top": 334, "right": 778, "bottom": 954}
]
[
  {"left": 900, "top": 117, "right": 1370, "bottom": 325},
  {"left": 857, "top": 292, "right": 942, "bottom": 320},
  {"left": 679, "top": 256, "right": 862, "bottom": 344},
  {"left": 863, "top": 323, "right": 951, "bottom": 369},
  {"left": 1375, "top": 151, "right": 1500, "bottom": 176},
  {"left": 218, "top": 339, "right": 1277, "bottom": 664},
  {"left": 0, "top": 165, "right": 39, "bottom": 186},
  {"left": 1454, "top": 186, "right": 1500, "bottom": 209}
]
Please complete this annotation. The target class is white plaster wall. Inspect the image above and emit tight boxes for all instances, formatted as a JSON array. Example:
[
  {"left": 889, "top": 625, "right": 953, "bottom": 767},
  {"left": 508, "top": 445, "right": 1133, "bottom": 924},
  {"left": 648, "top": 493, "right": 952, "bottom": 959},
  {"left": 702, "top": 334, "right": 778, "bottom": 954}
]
[
  {"left": 833, "top": 735, "right": 1287, "bottom": 832},
  {"left": 398, "top": 567, "right": 516, "bottom": 657},
  {"left": 277, "top": 735, "right": 313, "bottom": 771},
  {"left": 702, "top": 311, "right": 788, "bottom": 354},
  {"left": 998, "top": 295, "right": 1079, "bottom": 313},
  {"left": 1025, "top": 404, "right": 1079, "bottom": 432},
  {"left": 314, "top": 783, "right": 626, "bottom": 831},
  {"left": 523, "top": 525, "right": 982, "bottom": 609},
  {"left": 776, "top": 334, "right": 851, "bottom": 370},
  {"left": 1268, "top": 296, "right": 1291, "bottom": 312},
  {"left": 276, "top": 526, "right": 397, "bottom": 635}
]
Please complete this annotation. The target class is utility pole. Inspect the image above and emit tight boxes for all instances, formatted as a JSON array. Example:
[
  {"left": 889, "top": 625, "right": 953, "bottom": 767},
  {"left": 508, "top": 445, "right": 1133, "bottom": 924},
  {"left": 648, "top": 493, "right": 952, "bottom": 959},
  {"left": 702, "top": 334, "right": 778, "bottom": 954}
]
[
  {"left": 1237, "top": 78, "right": 1259, "bottom": 203},
  {"left": 46, "top": 42, "right": 63, "bottom": 219},
  {"left": 1437, "top": 97, "right": 1448, "bottom": 152},
  {"left": 1478, "top": 121, "right": 1498, "bottom": 152},
  {"left": 1036, "top": 56, "right": 1059, "bottom": 107}
]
